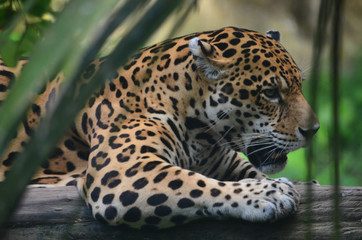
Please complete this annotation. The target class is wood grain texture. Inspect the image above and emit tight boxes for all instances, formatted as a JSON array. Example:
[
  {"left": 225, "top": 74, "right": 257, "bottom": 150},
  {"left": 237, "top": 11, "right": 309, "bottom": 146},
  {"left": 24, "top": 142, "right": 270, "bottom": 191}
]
[{"left": 1, "top": 185, "right": 361, "bottom": 240}]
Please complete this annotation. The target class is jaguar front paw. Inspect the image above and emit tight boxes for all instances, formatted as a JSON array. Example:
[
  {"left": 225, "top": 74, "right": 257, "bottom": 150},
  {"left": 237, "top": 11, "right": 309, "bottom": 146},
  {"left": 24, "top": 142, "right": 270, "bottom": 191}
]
[{"left": 233, "top": 178, "right": 300, "bottom": 222}]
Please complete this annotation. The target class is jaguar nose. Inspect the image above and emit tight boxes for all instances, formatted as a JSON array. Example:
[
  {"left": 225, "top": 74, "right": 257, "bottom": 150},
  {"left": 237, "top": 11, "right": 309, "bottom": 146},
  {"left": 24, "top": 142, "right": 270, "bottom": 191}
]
[{"left": 298, "top": 124, "right": 320, "bottom": 142}]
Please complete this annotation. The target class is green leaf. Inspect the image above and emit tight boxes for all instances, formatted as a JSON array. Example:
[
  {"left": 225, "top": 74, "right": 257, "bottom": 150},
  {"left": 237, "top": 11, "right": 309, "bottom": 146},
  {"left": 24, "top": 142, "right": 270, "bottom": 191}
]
[
  {"left": 17, "top": 25, "right": 39, "bottom": 55},
  {"left": 28, "top": 0, "right": 52, "bottom": 17},
  {"left": 0, "top": 35, "right": 18, "bottom": 66},
  {"left": 0, "top": 7, "right": 17, "bottom": 28},
  {"left": 0, "top": 0, "right": 184, "bottom": 227}
]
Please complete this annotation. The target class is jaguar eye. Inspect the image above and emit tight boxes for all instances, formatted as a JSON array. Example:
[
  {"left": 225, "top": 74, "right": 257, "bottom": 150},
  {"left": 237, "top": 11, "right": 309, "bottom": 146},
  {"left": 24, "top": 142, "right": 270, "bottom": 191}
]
[{"left": 263, "top": 88, "right": 280, "bottom": 100}]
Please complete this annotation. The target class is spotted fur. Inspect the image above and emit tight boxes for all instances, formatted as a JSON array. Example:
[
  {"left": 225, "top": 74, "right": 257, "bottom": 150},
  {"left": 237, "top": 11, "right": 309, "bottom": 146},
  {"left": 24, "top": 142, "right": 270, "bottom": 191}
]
[{"left": 0, "top": 27, "right": 319, "bottom": 229}]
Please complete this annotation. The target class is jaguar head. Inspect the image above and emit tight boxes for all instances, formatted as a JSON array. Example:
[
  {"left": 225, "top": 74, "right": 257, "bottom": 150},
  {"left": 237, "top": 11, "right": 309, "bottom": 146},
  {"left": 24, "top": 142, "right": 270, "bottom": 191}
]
[{"left": 189, "top": 27, "right": 319, "bottom": 174}]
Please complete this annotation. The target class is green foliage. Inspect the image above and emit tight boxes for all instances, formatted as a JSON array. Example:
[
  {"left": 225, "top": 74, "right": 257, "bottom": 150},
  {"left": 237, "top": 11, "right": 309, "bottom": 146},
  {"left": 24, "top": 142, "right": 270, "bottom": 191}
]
[
  {"left": 0, "top": 0, "right": 185, "bottom": 227},
  {"left": 0, "top": 0, "right": 55, "bottom": 66}
]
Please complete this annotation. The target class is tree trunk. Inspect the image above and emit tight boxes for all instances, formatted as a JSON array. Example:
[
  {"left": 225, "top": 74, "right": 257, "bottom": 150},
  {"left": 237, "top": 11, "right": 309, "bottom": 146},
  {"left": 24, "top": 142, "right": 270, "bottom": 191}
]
[{"left": 1, "top": 185, "right": 361, "bottom": 240}]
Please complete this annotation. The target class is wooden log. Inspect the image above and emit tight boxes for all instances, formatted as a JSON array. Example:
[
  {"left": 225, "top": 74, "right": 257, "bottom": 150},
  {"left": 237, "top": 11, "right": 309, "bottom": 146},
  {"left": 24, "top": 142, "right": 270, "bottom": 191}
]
[{"left": 1, "top": 185, "right": 361, "bottom": 240}]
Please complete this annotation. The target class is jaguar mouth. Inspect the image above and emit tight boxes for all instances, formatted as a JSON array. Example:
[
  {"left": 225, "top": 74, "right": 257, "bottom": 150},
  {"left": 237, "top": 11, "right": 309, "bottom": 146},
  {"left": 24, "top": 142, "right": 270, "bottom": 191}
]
[{"left": 246, "top": 139, "right": 288, "bottom": 174}]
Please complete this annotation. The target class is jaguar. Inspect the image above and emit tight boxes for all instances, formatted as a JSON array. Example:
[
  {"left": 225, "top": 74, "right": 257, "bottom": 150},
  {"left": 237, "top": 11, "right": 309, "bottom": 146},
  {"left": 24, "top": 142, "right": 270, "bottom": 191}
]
[{"left": 0, "top": 27, "right": 319, "bottom": 229}]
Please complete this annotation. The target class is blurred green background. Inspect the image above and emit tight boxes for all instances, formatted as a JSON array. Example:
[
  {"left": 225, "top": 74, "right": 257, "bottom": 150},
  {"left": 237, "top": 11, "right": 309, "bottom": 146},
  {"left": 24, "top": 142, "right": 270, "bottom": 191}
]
[{"left": 1, "top": 0, "right": 361, "bottom": 188}]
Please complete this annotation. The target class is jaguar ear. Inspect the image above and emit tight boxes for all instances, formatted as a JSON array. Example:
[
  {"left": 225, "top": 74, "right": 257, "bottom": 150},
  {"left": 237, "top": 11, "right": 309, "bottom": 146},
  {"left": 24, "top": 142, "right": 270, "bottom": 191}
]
[
  {"left": 189, "top": 37, "right": 226, "bottom": 80},
  {"left": 266, "top": 30, "right": 281, "bottom": 42}
]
